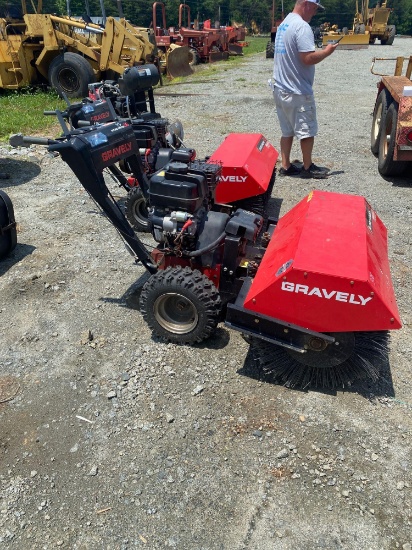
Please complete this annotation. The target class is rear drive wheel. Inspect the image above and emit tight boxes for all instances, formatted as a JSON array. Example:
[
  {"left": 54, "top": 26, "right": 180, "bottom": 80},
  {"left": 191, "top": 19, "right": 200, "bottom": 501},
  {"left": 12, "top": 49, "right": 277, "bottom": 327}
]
[
  {"left": 140, "top": 267, "right": 221, "bottom": 344},
  {"left": 378, "top": 102, "right": 407, "bottom": 177},
  {"left": 266, "top": 41, "right": 275, "bottom": 59},
  {"left": 371, "top": 88, "right": 392, "bottom": 155},
  {"left": 125, "top": 186, "right": 149, "bottom": 233},
  {"left": 48, "top": 52, "right": 95, "bottom": 98}
]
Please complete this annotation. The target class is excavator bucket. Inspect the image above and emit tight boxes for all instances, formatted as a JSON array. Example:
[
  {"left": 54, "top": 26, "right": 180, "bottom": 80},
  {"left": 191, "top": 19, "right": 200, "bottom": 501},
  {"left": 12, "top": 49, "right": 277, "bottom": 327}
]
[
  {"left": 209, "top": 51, "right": 230, "bottom": 63},
  {"left": 322, "top": 33, "right": 370, "bottom": 49},
  {"left": 166, "top": 44, "right": 193, "bottom": 78},
  {"left": 228, "top": 43, "right": 243, "bottom": 55}
]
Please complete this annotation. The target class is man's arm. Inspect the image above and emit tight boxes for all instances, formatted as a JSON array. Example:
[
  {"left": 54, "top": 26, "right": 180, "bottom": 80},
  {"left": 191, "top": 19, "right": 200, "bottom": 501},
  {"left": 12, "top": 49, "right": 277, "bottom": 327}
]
[{"left": 299, "top": 42, "right": 338, "bottom": 65}]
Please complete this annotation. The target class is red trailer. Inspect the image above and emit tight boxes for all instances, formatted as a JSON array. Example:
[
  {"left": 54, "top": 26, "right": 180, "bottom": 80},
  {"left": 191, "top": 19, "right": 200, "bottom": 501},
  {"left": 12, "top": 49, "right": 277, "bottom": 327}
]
[{"left": 371, "top": 55, "right": 412, "bottom": 177}]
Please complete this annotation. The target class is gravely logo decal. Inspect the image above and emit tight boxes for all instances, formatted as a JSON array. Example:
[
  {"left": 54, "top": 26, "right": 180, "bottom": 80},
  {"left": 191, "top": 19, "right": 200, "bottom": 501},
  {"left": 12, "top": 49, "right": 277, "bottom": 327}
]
[
  {"left": 90, "top": 111, "right": 111, "bottom": 122},
  {"left": 220, "top": 175, "right": 247, "bottom": 183},
  {"left": 281, "top": 281, "right": 372, "bottom": 306},
  {"left": 102, "top": 142, "right": 132, "bottom": 162}
]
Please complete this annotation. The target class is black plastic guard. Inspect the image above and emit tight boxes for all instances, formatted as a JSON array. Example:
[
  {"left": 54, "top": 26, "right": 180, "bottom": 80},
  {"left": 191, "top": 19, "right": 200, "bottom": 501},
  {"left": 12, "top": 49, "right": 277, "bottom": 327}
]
[{"left": 0, "top": 190, "right": 17, "bottom": 260}]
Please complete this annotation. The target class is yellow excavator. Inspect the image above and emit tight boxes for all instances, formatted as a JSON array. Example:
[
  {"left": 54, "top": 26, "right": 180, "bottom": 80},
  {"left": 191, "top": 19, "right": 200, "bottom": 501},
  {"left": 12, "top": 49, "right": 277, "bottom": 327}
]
[
  {"left": 0, "top": 0, "right": 191, "bottom": 97},
  {"left": 322, "top": 0, "right": 395, "bottom": 49}
]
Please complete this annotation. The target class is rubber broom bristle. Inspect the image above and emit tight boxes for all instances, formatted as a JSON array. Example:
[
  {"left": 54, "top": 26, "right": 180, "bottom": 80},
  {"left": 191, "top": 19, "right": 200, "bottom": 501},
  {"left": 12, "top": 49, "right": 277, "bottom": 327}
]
[{"left": 251, "top": 332, "right": 390, "bottom": 389}]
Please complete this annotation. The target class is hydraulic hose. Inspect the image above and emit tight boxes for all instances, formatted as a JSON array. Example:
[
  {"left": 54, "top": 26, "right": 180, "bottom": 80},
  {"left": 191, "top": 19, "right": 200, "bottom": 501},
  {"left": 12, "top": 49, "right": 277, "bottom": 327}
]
[{"left": 182, "top": 231, "right": 226, "bottom": 257}]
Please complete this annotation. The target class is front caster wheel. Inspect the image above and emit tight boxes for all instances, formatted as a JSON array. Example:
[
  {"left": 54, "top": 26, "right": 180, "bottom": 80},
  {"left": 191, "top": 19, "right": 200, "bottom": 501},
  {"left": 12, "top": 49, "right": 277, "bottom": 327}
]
[{"left": 140, "top": 267, "right": 221, "bottom": 344}]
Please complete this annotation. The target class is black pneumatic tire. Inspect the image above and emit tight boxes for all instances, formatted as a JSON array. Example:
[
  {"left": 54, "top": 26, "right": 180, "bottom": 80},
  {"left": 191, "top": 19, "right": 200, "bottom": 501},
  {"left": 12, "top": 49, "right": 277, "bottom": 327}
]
[
  {"left": 139, "top": 267, "right": 221, "bottom": 344},
  {"left": 48, "top": 53, "right": 95, "bottom": 98},
  {"left": 125, "top": 186, "right": 149, "bottom": 233},
  {"left": 386, "top": 25, "right": 396, "bottom": 45},
  {"left": 378, "top": 102, "right": 407, "bottom": 177},
  {"left": 266, "top": 41, "right": 274, "bottom": 59},
  {"left": 371, "top": 88, "right": 392, "bottom": 155},
  {"left": 188, "top": 48, "right": 200, "bottom": 66}
]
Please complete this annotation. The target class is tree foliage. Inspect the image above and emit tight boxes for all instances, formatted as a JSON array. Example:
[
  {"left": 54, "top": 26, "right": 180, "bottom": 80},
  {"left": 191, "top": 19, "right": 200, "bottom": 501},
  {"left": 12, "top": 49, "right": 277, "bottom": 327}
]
[{"left": 5, "top": 0, "right": 412, "bottom": 34}]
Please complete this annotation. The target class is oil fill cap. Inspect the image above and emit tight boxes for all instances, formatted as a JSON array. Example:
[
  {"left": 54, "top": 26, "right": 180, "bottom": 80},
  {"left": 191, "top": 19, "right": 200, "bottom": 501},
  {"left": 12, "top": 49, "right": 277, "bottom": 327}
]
[{"left": 167, "top": 162, "right": 189, "bottom": 174}]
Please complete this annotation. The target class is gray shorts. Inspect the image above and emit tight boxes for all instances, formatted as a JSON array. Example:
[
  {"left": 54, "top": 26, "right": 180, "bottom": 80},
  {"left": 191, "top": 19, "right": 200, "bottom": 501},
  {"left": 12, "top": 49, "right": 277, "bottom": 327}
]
[{"left": 274, "top": 88, "right": 318, "bottom": 140}]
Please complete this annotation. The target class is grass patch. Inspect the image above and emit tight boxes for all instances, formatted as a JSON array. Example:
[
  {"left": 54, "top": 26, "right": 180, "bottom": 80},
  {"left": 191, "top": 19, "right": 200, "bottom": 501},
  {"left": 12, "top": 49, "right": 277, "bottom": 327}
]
[
  {"left": 0, "top": 88, "right": 68, "bottom": 142},
  {"left": 243, "top": 36, "right": 269, "bottom": 55}
]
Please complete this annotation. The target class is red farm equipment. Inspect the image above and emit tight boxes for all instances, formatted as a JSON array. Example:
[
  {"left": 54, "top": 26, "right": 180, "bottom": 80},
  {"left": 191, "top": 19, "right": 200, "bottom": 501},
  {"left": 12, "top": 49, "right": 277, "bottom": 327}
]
[
  {"left": 153, "top": 2, "right": 239, "bottom": 66},
  {"left": 10, "top": 81, "right": 402, "bottom": 389}
]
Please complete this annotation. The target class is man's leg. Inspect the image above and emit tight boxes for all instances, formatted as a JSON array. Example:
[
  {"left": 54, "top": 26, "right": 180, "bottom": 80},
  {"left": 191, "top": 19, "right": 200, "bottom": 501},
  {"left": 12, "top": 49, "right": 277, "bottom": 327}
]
[
  {"left": 280, "top": 136, "right": 294, "bottom": 170},
  {"left": 300, "top": 136, "right": 314, "bottom": 170}
]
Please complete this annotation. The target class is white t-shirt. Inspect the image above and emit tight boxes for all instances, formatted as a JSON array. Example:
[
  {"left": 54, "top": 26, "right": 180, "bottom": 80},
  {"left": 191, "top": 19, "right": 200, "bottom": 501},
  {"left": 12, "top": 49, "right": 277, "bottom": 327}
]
[{"left": 273, "top": 12, "right": 315, "bottom": 96}]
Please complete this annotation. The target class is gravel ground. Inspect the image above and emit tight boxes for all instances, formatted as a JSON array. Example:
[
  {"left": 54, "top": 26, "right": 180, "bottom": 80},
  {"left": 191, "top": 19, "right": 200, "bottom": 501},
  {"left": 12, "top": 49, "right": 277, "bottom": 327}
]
[{"left": 0, "top": 37, "right": 411, "bottom": 549}]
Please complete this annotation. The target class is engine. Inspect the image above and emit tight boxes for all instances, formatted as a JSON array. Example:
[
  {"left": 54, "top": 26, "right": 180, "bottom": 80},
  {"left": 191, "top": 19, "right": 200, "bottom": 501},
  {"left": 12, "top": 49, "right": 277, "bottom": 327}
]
[{"left": 148, "top": 160, "right": 223, "bottom": 251}]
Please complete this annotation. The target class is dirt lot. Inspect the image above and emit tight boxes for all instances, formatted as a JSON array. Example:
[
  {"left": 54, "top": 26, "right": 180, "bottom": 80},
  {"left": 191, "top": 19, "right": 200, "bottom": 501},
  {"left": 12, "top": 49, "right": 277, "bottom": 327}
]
[{"left": 0, "top": 38, "right": 411, "bottom": 549}]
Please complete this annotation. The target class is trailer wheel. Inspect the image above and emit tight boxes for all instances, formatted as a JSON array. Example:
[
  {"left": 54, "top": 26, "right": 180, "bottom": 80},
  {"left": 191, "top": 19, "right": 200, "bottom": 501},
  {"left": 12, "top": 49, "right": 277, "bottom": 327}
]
[
  {"left": 125, "top": 186, "right": 149, "bottom": 233},
  {"left": 48, "top": 53, "right": 95, "bottom": 98},
  {"left": 378, "top": 102, "right": 407, "bottom": 177},
  {"left": 140, "top": 267, "right": 221, "bottom": 344},
  {"left": 188, "top": 48, "right": 199, "bottom": 66},
  {"left": 371, "top": 88, "right": 392, "bottom": 155},
  {"left": 265, "top": 41, "right": 275, "bottom": 59}
]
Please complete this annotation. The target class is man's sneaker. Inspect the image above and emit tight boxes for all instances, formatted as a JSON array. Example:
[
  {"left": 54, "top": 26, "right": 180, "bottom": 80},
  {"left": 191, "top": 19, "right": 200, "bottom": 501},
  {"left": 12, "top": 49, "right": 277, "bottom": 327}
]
[
  {"left": 300, "top": 163, "right": 330, "bottom": 179},
  {"left": 279, "top": 163, "right": 302, "bottom": 177}
]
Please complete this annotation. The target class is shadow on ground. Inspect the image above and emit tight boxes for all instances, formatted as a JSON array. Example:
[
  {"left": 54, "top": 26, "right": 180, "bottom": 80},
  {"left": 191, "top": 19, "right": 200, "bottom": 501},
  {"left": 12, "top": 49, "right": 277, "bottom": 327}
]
[
  {"left": 0, "top": 158, "right": 41, "bottom": 187},
  {"left": 0, "top": 243, "right": 36, "bottom": 276}
]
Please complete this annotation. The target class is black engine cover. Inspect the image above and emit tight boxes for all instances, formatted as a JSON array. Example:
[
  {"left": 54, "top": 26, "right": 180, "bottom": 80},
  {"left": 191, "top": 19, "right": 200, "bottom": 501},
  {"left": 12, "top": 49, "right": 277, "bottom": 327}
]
[{"left": 149, "top": 162, "right": 208, "bottom": 213}]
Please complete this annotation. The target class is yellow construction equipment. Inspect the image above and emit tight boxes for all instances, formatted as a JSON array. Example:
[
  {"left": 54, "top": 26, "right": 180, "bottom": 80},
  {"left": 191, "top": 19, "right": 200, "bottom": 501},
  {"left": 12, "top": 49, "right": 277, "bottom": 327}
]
[
  {"left": 0, "top": 1, "right": 164, "bottom": 96},
  {"left": 322, "top": 0, "right": 395, "bottom": 49}
]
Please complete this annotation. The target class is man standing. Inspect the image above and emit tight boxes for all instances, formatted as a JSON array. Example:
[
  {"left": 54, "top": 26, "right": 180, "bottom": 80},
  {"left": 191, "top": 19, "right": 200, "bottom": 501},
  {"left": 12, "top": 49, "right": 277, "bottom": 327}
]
[{"left": 273, "top": 0, "right": 339, "bottom": 178}]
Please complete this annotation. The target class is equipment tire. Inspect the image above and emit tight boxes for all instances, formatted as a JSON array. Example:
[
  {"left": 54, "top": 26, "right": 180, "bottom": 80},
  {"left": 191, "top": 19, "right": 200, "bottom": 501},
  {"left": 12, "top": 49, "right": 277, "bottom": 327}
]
[
  {"left": 266, "top": 41, "right": 274, "bottom": 59},
  {"left": 125, "top": 186, "right": 149, "bottom": 233},
  {"left": 378, "top": 102, "right": 407, "bottom": 177},
  {"left": 371, "top": 88, "right": 392, "bottom": 155},
  {"left": 140, "top": 266, "right": 221, "bottom": 344},
  {"left": 386, "top": 25, "right": 396, "bottom": 45},
  {"left": 48, "top": 53, "right": 95, "bottom": 98},
  {"left": 342, "top": 27, "right": 348, "bottom": 35},
  {"left": 188, "top": 48, "right": 199, "bottom": 66}
]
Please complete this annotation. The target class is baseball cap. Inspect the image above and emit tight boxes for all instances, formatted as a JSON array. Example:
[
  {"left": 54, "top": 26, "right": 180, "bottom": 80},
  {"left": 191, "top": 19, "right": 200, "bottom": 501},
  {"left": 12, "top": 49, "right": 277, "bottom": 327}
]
[{"left": 306, "top": 0, "right": 325, "bottom": 10}]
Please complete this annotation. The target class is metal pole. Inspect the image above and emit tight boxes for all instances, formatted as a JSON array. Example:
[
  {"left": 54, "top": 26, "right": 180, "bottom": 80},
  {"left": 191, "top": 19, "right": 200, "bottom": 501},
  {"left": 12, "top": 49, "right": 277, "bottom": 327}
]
[
  {"left": 84, "top": 0, "right": 91, "bottom": 17},
  {"left": 99, "top": 0, "right": 106, "bottom": 25},
  {"left": 117, "top": 0, "right": 124, "bottom": 18},
  {"left": 66, "top": 0, "right": 71, "bottom": 17}
]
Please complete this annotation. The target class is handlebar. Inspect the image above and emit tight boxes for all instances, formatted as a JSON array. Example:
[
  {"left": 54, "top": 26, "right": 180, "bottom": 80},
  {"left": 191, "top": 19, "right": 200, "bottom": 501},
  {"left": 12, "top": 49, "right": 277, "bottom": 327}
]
[{"left": 9, "top": 134, "right": 59, "bottom": 148}]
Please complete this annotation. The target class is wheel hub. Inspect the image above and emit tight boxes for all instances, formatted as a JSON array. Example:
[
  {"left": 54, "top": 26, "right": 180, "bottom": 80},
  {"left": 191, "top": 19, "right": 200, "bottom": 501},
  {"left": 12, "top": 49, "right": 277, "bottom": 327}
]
[
  {"left": 288, "top": 332, "right": 356, "bottom": 369},
  {"left": 58, "top": 68, "right": 79, "bottom": 94},
  {"left": 154, "top": 292, "right": 198, "bottom": 335}
]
